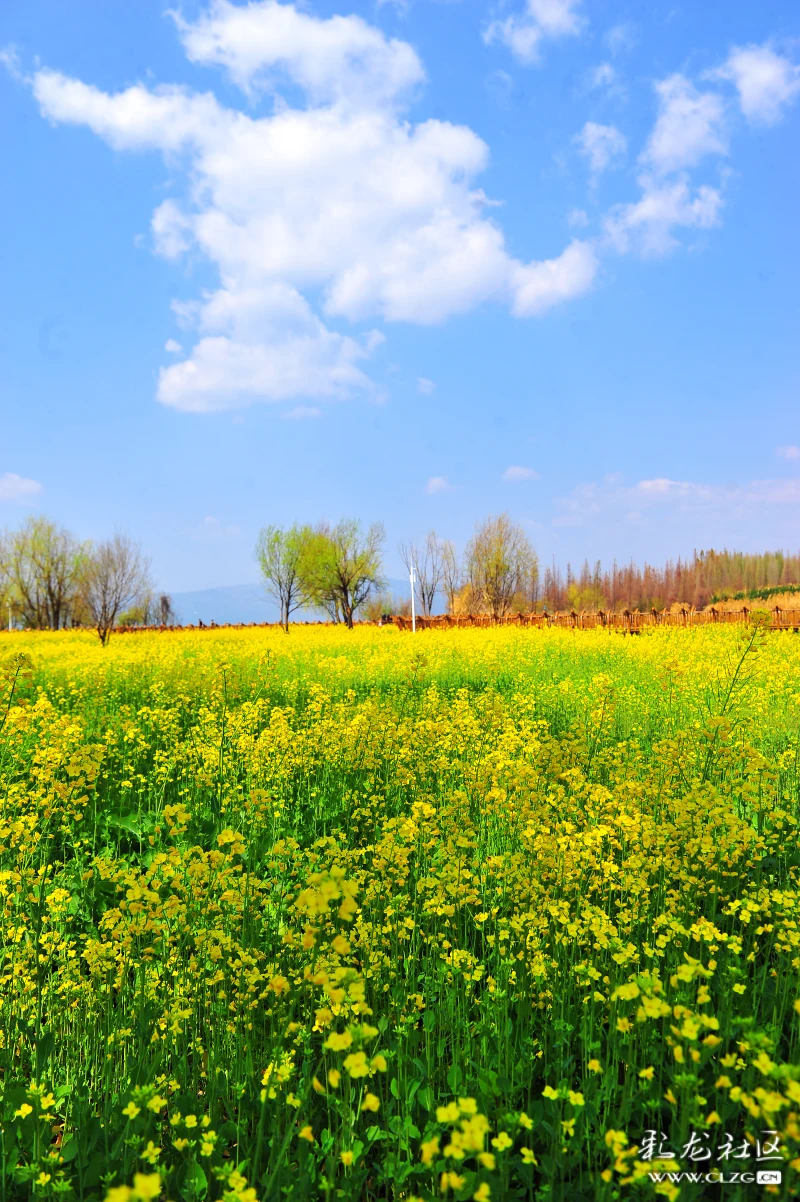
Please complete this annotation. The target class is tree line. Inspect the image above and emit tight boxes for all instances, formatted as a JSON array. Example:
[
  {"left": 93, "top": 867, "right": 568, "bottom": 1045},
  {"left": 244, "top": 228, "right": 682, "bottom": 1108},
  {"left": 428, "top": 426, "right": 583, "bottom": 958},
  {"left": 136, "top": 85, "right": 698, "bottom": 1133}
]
[
  {"left": 0, "top": 516, "right": 170, "bottom": 643},
  {"left": 541, "top": 548, "right": 800, "bottom": 613},
  {"left": 257, "top": 514, "right": 542, "bottom": 629},
  {"left": 259, "top": 520, "right": 800, "bottom": 627},
  {"left": 3, "top": 513, "right": 798, "bottom": 640}
]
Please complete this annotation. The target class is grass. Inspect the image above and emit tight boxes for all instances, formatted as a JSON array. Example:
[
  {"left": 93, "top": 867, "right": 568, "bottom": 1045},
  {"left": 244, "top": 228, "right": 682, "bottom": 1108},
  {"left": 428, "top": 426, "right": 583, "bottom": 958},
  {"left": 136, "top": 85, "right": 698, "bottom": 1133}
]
[{"left": 1, "top": 624, "right": 800, "bottom": 1201}]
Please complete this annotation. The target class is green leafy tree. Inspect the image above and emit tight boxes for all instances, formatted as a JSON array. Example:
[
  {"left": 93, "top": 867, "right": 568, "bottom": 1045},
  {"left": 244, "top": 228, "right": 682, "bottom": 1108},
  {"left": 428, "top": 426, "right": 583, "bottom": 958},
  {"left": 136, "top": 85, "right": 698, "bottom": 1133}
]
[
  {"left": 0, "top": 515, "right": 86, "bottom": 629},
  {"left": 255, "top": 524, "right": 315, "bottom": 632},
  {"left": 301, "top": 520, "right": 386, "bottom": 629}
]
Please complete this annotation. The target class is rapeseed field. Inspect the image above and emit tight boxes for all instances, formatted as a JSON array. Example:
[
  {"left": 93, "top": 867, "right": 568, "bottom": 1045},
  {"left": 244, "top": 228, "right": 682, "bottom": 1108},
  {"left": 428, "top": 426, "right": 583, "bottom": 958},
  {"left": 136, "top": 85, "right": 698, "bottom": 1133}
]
[{"left": 1, "top": 624, "right": 800, "bottom": 1201}]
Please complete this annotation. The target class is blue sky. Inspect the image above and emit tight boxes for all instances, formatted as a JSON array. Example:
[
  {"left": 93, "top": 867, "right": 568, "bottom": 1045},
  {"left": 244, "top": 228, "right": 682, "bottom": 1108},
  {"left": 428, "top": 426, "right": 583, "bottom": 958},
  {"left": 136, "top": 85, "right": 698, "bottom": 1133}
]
[{"left": 2, "top": 0, "right": 799, "bottom": 593}]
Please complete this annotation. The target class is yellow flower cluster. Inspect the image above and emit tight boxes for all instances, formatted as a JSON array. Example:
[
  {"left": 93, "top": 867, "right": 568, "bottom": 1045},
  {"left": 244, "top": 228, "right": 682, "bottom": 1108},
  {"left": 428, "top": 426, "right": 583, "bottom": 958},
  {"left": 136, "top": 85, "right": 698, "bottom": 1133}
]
[{"left": 1, "top": 623, "right": 799, "bottom": 1198}]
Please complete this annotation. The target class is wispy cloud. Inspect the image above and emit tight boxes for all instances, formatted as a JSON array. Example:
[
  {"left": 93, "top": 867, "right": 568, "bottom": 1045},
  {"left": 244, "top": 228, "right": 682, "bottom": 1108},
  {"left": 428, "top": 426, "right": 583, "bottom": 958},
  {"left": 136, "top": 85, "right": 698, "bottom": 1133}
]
[
  {"left": 575, "top": 121, "right": 626, "bottom": 180},
  {"left": 604, "top": 23, "right": 636, "bottom": 56},
  {"left": 193, "top": 515, "right": 241, "bottom": 540},
  {"left": 503, "top": 465, "right": 539, "bottom": 482},
  {"left": 425, "top": 475, "right": 452, "bottom": 495},
  {"left": 283, "top": 405, "right": 322, "bottom": 420},
  {"left": 0, "top": 472, "right": 42, "bottom": 502},
  {"left": 583, "top": 61, "right": 626, "bottom": 101},
  {"left": 586, "top": 62, "right": 615, "bottom": 89},
  {"left": 567, "top": 207, "right": 589, "bottom": 229},
  {"left": 555, "top": 474, "right": 800, "bottom": 527},
  {"left": 777, "top": 445, "right": 800, "bottom": 461},
  {"left": 0, "top": 45, "right": 23, "bottom": 81},
  {"left": 416, "top": 377, "right": 435, "bottom": 395},
  {"left": 484, "top": 0, "right": 585, "bottom": 66},
  {"left": 164, "top": 338, "right": 182, "bottom": 354}
]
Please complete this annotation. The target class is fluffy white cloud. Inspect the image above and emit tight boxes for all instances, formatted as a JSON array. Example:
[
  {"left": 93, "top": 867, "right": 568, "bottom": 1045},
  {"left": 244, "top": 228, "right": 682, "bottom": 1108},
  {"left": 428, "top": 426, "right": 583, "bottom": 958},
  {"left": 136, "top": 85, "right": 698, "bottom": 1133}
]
[
  {"left": 603, "top": 176, "right": 722, "bottom": 256},
  {"left": 32, "top": 70, "right": 225, "bottom": 151},
  {"left": 484, "top": 0, "right": 584, "bottom": 66},
  {"left": 503, "top": 465, "right": 539, "bottom": 482},
  {"left": 511, "top": 240, "right": 598, "bottom": 316},
  {"left": 575, "top": 121, "right": 626, "bottom": 178},
  {"left": 640, "top": 74, "right": 727, "bottom": 175},
  {"left": 0, "top": 472, "right": 42, "bottom": 502},
  {"left": 31, "top": 1, "right": 596, "bottom": 412},
  {"left": 164, "top": 338, "right": 183, "bottom": 353},
  {"left": 157, "top": 283, "right": 378, "bottom": 412},
  {"left": 416, "top": 377, "right": 435, "bottom": 395},
  {"left": 425, "top": 475, "right": 452, "bottom": 494},
  {"left": 709, "top": 44, "right": 800, "bottom": 125},
  {"left": 777, "top": 445, "right": 800, "bottom": 461},
  {"left": 174, "top": 0, "right": 424, "bottom": 107}
]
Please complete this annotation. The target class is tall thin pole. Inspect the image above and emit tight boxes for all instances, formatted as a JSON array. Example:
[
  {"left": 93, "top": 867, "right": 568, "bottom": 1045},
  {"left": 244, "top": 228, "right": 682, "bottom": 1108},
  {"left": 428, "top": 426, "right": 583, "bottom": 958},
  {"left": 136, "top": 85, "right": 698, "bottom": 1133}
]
[
  {"left": 410, "top": 564, "right": 416, "bottom": 633},
  {"left": 7, "top": 601, "right": 10, "bottom": 632}
]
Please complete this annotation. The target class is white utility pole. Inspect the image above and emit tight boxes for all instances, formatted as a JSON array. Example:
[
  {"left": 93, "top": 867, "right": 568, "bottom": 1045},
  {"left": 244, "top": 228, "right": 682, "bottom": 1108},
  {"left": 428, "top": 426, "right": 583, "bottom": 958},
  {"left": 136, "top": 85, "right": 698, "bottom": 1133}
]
[
  {"left": 7, "top": 601, "right": 11, "bottom": 632},
  {"left": 410, "top": 563, "right": 417, "bottom": 633}
]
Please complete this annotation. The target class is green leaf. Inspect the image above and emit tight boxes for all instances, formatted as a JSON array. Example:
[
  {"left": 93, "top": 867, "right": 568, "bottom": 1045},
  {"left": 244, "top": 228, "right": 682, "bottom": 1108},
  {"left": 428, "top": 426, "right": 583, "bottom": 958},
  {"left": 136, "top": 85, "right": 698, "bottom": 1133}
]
[
  {"left": 178, "top": 1161, "right": 208, "bottom": 1201},
  {"left": 446, "top": 1064, "right": 461, "bottom": 1093}
]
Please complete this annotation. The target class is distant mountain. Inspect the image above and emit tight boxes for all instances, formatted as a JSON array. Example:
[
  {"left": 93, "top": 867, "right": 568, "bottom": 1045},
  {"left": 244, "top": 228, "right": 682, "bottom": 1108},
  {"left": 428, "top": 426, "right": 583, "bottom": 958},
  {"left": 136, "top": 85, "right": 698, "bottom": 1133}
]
[
  {"left": 171, "top": 583, "right": 277, "bottom": 626},
  {"left": 170, "top": 579, "right": 420, "bottom": 626}
]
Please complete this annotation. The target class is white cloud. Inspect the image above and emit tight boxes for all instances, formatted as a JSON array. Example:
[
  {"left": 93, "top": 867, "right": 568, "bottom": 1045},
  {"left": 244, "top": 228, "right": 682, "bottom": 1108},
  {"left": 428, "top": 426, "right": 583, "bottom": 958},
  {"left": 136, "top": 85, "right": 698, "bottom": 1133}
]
[
  {"left": 174, "top": 0, "right": 425, "bottom": 107},
  {"left": 575, "top": 121, "right": 626, "bottom": 179},
  {"left": 603, "top": 175, "right": 722, "bottom": 257},
  {"left": 485, "top": 69, "right": 515, "bottom": 108},
  {"left": 708, "top": 44, "right": 800, "bottom": 125},
  {"left": 157, "top": 284, "right": 378, "bottom": 412},
  {"left": 484, "top": 0, "right": 585, "bottom": 66},
  {"left": 640, "top": 74, "right": 727, "bottom": 175},
  {"left": 195, "top": 515, "right": 241, "bottom": 540},
  {"left": 555, "top": 474, "right": 800, "bottom": 526},
  {"left": 416, "top": 377, "right": 435, "bottom": 395},
  {"left": 425, "top": 475, "right": 452, "bottom": 494},
  {"left": 30, "top": 1, "right": 595, "bottom": 412},
  {"left": 283, "top": 404, "right": 322, "bottom": 419},
  {"left": 152, "top": 200, "right": 193, "bottom": 260},
  {"left": 0, "top": 472, "right": 42, "bottom": 502},
  {"left": 0, "top": 45, "right": 23, "bottom": 81},
  {"left": 604, "top": 23, "right": 635, "bottom": 56},
  {"left": 511, "top": 240, "right": 598, "bottom": 316},
  {"left": 567, "top": 207, "right": 589, "bottom": 229},
  {"left": 503, "top": 465, "right": 539, "bottom": 482},
  {"left": 164, "top": 338, "right": 183, "bottom": 353},
  {"left": 586, "top": 62, "right": 615, "bottom": 89},
  {"left": 777, "top": 445, "right": 800, "bottom": 461}
]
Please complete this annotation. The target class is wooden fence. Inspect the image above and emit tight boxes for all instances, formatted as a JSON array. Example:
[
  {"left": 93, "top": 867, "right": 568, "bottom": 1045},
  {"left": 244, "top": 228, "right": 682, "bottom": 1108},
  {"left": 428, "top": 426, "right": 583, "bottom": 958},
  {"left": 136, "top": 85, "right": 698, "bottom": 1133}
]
[
  {"left": 4, "top": 607, "right": 799, "bottom": 637},
  {"left": 389, "top": 607, "right": 800, "bottom": 634}
]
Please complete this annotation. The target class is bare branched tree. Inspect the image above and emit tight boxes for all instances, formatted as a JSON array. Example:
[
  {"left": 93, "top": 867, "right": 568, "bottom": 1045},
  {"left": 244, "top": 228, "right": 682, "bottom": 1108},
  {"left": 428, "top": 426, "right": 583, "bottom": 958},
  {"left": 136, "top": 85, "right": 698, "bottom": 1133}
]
[
  {"left": 398, "top": 531, "right": 447, "bottom": 617},
  {"left": 159, "top": 594, "right": 175, "bottom": 626},
  {"left": 464, "top": 513, "right": 536, "bottom": 619},
  {"left": 440, "top": 540, "right": 461, "bottom": 615},
  {"left": 255, "top": 524, "right": 314, "bottom": 632},
  {"left": 80, "top": 534, "right": 153, "bottom": 644}
]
